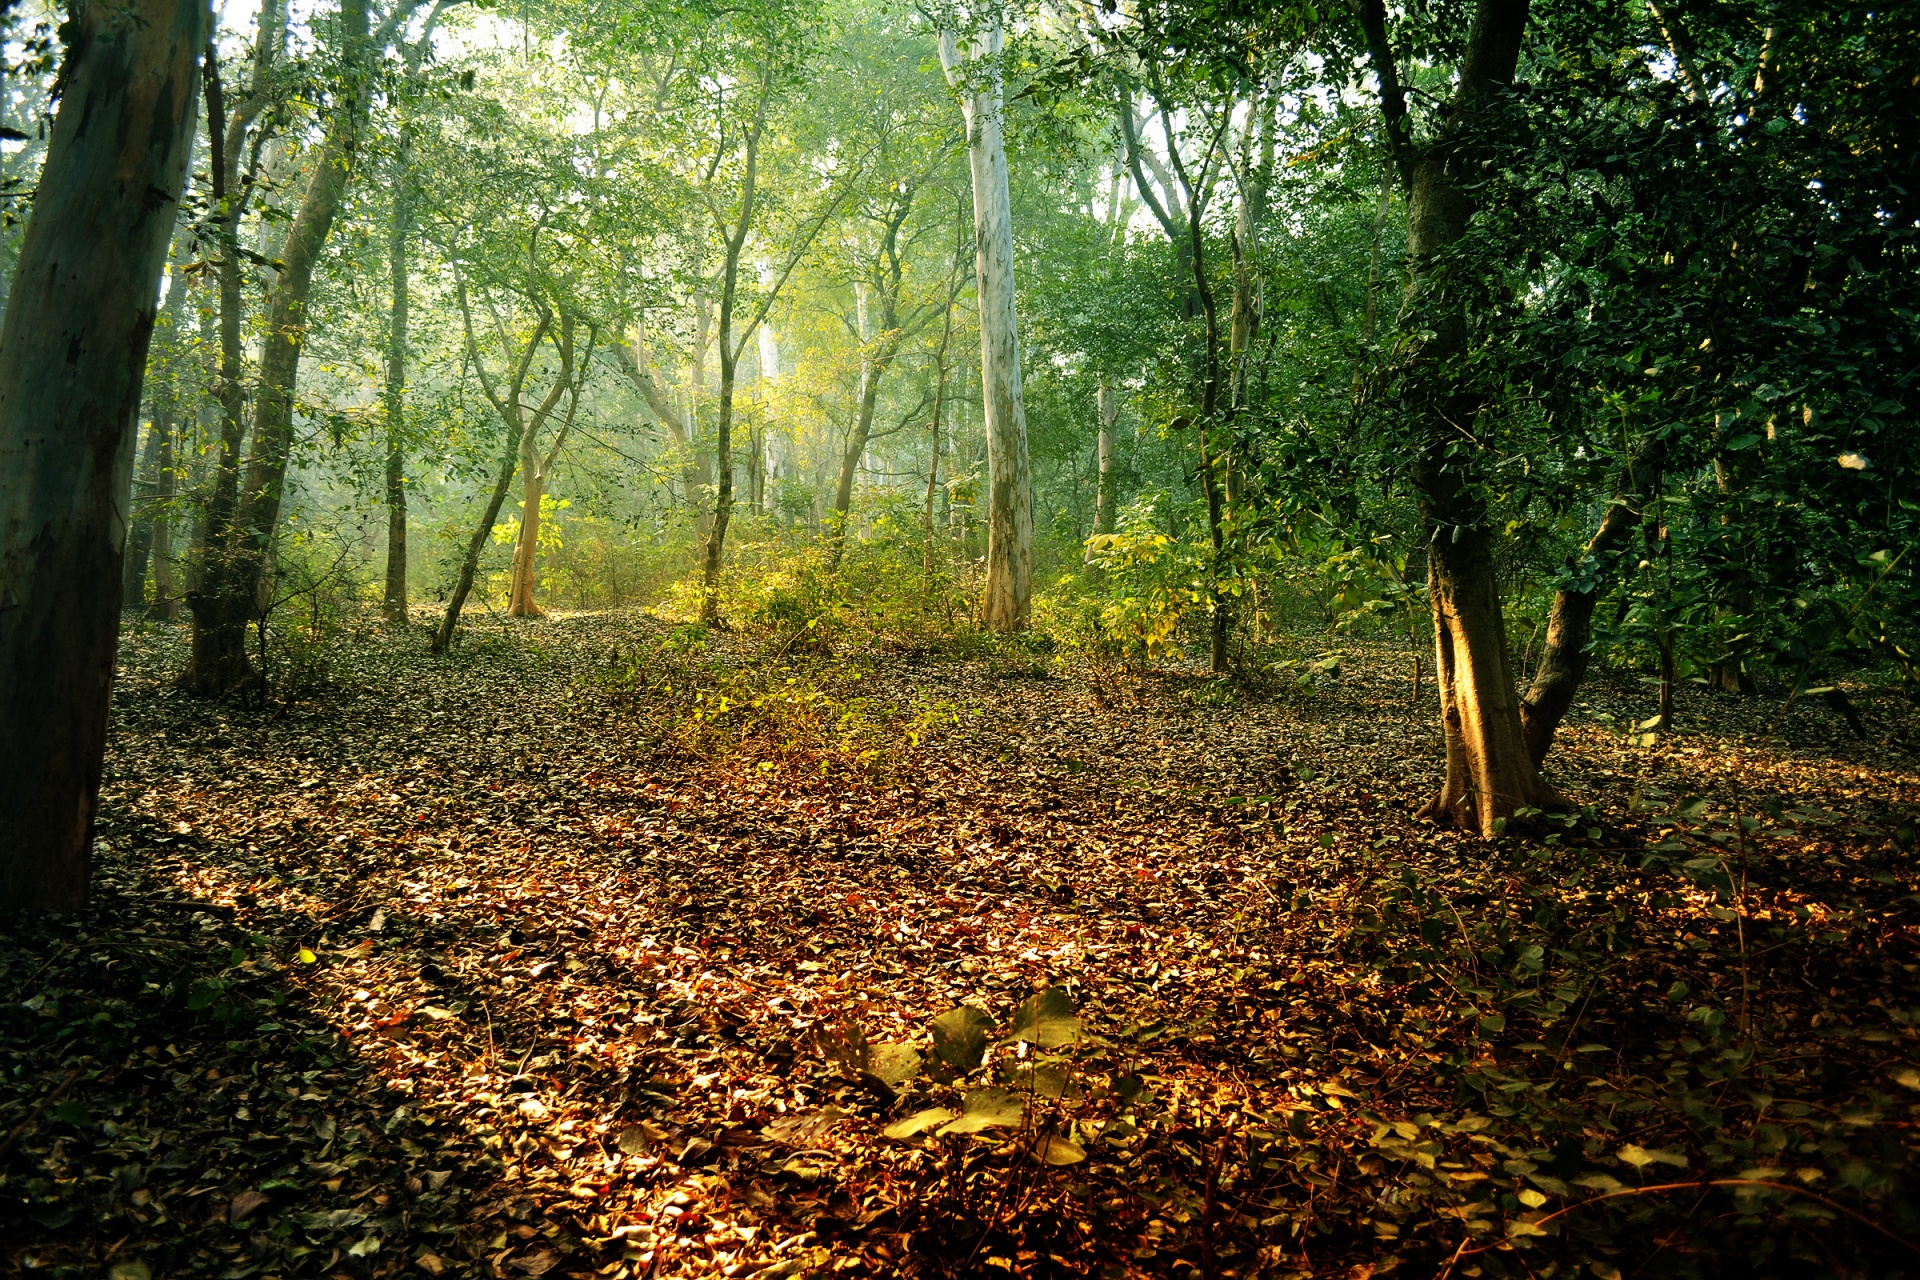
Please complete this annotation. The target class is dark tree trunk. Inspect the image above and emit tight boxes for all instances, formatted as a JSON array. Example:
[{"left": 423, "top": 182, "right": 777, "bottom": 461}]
[
  {"left": 1519, "top": 495, "right": 1641, "bottom": 764},
  {"left": 0, "top": 0, "right": 207, "bottom": 910},
  {"left": 185, "top": 0, "right": 369, "bottom": 694},
  {"left": 432, "top": 424, "right": 521, "bottom": 655},
  {"left": 1390, "top": 0, "right": 1557, "bottom": 834}
]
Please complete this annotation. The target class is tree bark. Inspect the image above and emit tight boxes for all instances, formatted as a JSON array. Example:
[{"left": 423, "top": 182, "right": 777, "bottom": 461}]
[
  {"left": 431, "top": 421, "right": 520, "bottom": 655},
  {"left": 0, "top": 0, "right": 207, "bottom": 909},
  {"left": 1519, "top": 495, "right": 1641, "bottom": 764},
  {"left": 185, "top": 0, "right": 370, "bottom": 695},
  {"left": 383, "top": 137, "right": 411, "bottom": 622},
  {"left": 1374, "top": 0, "right": 1558, "bottom": 834},
  {"left": 185, "top": 4, "right": 279, "bottom": 675},
  {"left": 941, "top": 22, "right": 1033, "bottom": 632}
]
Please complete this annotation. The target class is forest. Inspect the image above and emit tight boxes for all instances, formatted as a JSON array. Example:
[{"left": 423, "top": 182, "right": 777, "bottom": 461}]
[{"left": 0, "top": 0, "right": 1917, "bottom": 1275}]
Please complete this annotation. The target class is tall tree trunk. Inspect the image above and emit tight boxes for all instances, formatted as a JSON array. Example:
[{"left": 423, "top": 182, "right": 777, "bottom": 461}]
[
  {"left": 383, "top": 139, "right": 411, "bottom": 623},
  {"left": 828, "top": 339, "right": 901, "bottom": 570},
  {"left": 0, "top": 0, "right": 207, "bottom": 909},
  {"left": 1093, "top": 375, "right": 1118, "bottom": 537},
  {"left": 150, "top": 406, "right": 179, "bottom": 621},
  {"left": 126, "top": 256, "right": 185, "bottom": 609},
  {"left": 1392, "top": 0, "right": 1559, "bottom": 834},
  {"left": 124, "top": 407, "right": 169, "bottom": 609},
  {"left": 185, "top": 0, "right": 370, "bottom": 695},
  {"left": 941, "top": 22, "right": 1033, "bottom": 632}
]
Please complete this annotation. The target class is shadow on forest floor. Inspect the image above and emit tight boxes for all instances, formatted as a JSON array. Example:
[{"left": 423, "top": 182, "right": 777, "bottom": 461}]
[{"left": 5, "top": 608, "right": 1920, "bottom": 1280}]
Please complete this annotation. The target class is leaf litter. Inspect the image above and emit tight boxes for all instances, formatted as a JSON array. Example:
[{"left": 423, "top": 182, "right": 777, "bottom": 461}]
[{"left": 3, "top": 609, "right": 1918, "bottom": 1278}]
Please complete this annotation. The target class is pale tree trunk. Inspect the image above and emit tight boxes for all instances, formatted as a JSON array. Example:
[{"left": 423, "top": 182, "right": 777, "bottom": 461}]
[
  {"left": 1361, "top": 0, "right": 1558, "bottom": 833},
  {"left": 1093, "top": 375, "right": 1118, "bottom": 537},
  {"left": 507, "top": 468, "right": 545, "bottom": 616},
  {"left": 0, "top": 0, "right": 207, "bottom": 909},
  {"left": 383, "top": 136, "right": 411, "bottom": 622},
  {"left": 186, "top": 0, "right": 372, "bottom": 695},
  {"left": 505, "top": 315, "right": 582, "bottom": 619},
  {"left": 150, "top": 406, "right": 179, "bottom": 621},
  {"left": 125, "top": 266, "right": 180, "bottom": 611},
  {"left": 941, "top": 20, "right": 1033, "bottom": 631}
]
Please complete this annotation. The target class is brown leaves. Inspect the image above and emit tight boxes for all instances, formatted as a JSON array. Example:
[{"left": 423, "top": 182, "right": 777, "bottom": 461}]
[{"left": 16, "top": 613, "right": 1908, "bottom": 1280}]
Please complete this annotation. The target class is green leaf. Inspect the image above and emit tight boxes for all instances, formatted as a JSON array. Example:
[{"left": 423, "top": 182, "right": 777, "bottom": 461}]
[
  {"left": 865, "top": 1043, "right": 922, "bottom": 1088},
  {"left": 881, "top": 1108, "right": 953, "bottom": 1139},
  {"left": 1028, "top": 1133, "right": 1086, "bottom": 1165},
  {"left": 1007, "top": 987, "right": 1079, "bottom": 1049},
  {"left": 938, "top": 1087, "right": 1025, "bottom": 1135},
  {"left": 49, "top": 1100, "right": 91, "bottom": 1128},
  {"left": 1618, "top": 1143, "right": 1688, "bottom": 1169},
  {"left": 929, "top": 1005, "right": 994, "bottom": 1071}
]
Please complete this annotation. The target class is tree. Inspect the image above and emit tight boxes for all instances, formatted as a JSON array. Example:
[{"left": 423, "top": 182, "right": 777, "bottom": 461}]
[
  {"left": 940, "top": 11, "right": 1033, "bottom": 631},
  {"left": 184, "top": 0, "right": 433, "bottom": 694},
  {"left": 1351, "top": 0, "right": 1559, "bottom": 833},
  {"left": 0, "top": 0, "right": 209, "bottom": 908}
]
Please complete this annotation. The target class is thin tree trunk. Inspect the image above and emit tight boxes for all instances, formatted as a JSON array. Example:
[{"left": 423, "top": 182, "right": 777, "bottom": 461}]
[
  {"left": 942, "top": 22, "right": 1033, "bottom": 632},
  {"left": 432, "top": 426, "right": 521, "bottom": 655},
  {"left": 150, "top": 409, "right": 179, "bottom": 621},
  {"left": 0, "top": 0, "right": 207, "bottom": 909},
  {"left": 507, "top": 468, "right": 545, "bottom": 617},
  {"left": 1094, "top": 375, "right": 1118, "bottom": 538},
  {"left": 126, "top": 255, "right": 185, "bottom": 609},
  {"left": 383, "top": 138, "right": 411, "bottom": 622},
  {"left": 124, "top": 409, "right": 168, "bottom": 609}
]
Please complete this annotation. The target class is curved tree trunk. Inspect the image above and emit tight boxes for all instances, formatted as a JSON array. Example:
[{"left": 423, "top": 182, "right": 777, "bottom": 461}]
[
  {"left": 0, "top": 0, "right": 207, "bottom": 909},
  {"left": 431, "top": 425, "right": 521, "bottom": 655},
  {"left": 941, "top": 22, "right": 1033, "bottom": 632}
]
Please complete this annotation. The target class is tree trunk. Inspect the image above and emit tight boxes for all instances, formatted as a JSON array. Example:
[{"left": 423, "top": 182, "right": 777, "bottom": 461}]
[
  {"left": 941, "top": 23, "right": 1033, "bottom": 632},
  {"left": 431, "top": 424, "right": 520, "bottom": 655},
  {"left": 1519, "top": 495, "right": 1641, "bottom": 764},
  {"left": 1391, "top": 0, "right": 1557, "bottom": 834},
  {"left": 125, "top": 413, "right": 167, "bottom": 609},
  {"left": 828, "top": 339, "right": 900, "bottom": 570},
  {"left": 507, "top": 467, "right": 545, "bottom": 617},
  {"left": 1094, "top": 375, "right": 1118, "bottom": 538},
  {"left": 126, "top": 256, "right": 186, "bottom": 611},
  {"left": 383, "top": 139, "right": 410, "bottom": 623},
  {"left": 0, "top": 0, "right": 207, "bottom": 910},
  {"left": 150, "top": 409, "right": 179, "bottom": 621},
  {"left": 185, "top": 0, "right": 369, "bottom": 695}
]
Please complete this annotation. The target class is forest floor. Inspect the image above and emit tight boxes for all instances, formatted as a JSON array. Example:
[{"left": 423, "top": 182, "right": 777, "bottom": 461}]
[{"left": 6, "top": 608, "right": 1920, "bottom": 1280}]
